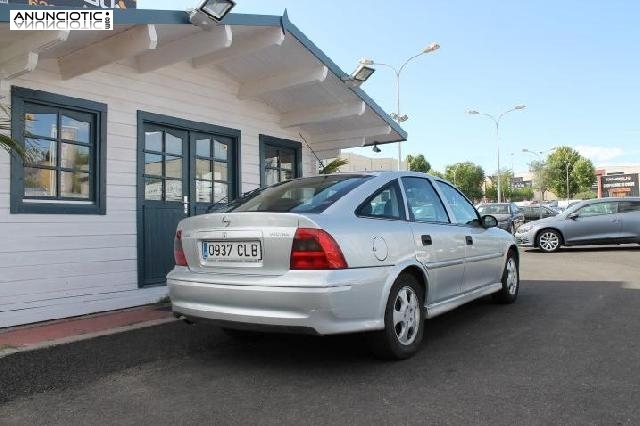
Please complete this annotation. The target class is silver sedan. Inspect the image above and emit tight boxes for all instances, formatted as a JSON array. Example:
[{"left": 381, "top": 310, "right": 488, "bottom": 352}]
[
  {"left": 515, "top": 197, "right": 640, "bottom": 253},
  {"left": 168, "top": 172, "right": 519, "bottom": 359}
]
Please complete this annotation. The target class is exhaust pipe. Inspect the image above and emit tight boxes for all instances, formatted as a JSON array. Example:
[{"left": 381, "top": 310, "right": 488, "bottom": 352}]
[{"left": 173, "top": 312, "right": 195, "bottom": 325}]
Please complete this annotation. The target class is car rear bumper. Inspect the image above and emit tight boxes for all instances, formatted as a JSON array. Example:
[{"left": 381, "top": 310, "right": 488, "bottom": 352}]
[{"left": 167, "top": 268, "right": 389, "bottom": 335}]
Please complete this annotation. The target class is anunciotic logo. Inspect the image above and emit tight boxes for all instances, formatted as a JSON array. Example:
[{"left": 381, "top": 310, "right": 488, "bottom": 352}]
[{"left": 10, "top": 9, "right": 113, "bottom": 31}]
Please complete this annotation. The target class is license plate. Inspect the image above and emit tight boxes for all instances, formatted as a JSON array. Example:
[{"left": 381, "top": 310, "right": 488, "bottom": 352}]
[{"left": 202, "top": 241, "right": 262, "bottom": 263}]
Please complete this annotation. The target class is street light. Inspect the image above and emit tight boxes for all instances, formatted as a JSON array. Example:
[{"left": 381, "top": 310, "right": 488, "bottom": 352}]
[
  {"left": 522, "top": 148, "right": 546, "bottom": 218},
  {"left": 467, "top": 105, "right": 526, "bottom": 202},
  {"left": 359, "top": 42, "right": 440, "bottom": 171}
]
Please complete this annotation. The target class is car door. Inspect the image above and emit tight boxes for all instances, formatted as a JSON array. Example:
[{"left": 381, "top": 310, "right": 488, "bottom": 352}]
[
  {"left": 563, "top": 201, "right": 622, "bottom": 244},
  {"left": 617, "top": 200, "right": 640, "bottom": 242},
  {"left": 400, "top": 177, "right": 465, "bottom": 304},
  {"left": 511, "top": 203, "right": 524, "bottom": 228},
  {"left": 435, "top": 181, "right": 505, "bottom": 292}
]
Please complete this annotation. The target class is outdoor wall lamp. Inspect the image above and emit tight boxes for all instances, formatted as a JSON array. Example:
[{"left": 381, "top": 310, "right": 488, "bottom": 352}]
[
  {"left": 372, "top": 143, "right": 382, "bottom": 153},
  {"left": 189, "top": 0, "right": 236, "bottom": 29},
  {"left": 344, "top": 63, "right": 376, "bottom": 87}
]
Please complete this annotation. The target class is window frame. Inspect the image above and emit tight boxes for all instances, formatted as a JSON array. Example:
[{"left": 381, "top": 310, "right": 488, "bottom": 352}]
[
  {"left": 356, "top": 179, "right": 407, "bottom": 221},
  {"left": 400, "top": 176, "right": 450, "bottom": 224},
  {"left": 259, "top": 135, "right": 302, "bottom": 187},
  {"left": 576, "top": 201, "right": 618, "bottom": 217},
  {"left": 618, "top": 200, "right": 640, "bottom": 213},
  {"left": 433, "top": 180, "right": 481, "bottom": 227},
  {"left": 10, "top": 86, "right": 107, "bottom": 215}
]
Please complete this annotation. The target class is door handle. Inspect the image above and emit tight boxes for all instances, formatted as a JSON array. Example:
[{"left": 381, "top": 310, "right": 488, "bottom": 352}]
[
  {"left": 421, "top": 235, "right": 432, "bottom": 246},
  {"left": 465, "top": 236, "right": 473, "bottom": 245},
  {"left": 183, "top": 196, "right": 189, "bottom": 215}
]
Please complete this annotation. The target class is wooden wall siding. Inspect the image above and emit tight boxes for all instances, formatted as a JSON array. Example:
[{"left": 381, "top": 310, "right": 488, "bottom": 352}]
[{"left": 0, "top": 59, "right": 316, "bottom": 328}]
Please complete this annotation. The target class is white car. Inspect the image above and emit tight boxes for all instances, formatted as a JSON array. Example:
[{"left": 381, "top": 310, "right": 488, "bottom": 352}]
[{"left": 168, "top": 172, "right": 520, "bottom": 359}]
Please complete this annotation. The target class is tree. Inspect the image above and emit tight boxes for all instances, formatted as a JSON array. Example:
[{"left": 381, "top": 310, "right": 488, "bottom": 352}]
[
  {"left": 511, "top": 187, "right": 534, "bottom": 202},
  {"left": 429, "top": 170, "right": 445, "bottom": 179},
  {"left": 444, "top": 162, "right": 485, "bottom": 201},
  {"left": 405, "top": 154, "right": 431, "bottom": 173},
  {"left": 546, "top": 146, "right": 596, "bottom": 198},
  {"left": 574, "top": 190, "right": 597, "bottom": 200},
  {"left": 0, "top": 104, "right": 27, "bottom": 159},
  {"left": 529, "top": 160, "right": 551, "bottom": 201},
  {"left": 484, "top": 169, "right": 514, "bottom": 201},
  {"left": 319, "top": 158, "right": 349, "bottom": 174}
]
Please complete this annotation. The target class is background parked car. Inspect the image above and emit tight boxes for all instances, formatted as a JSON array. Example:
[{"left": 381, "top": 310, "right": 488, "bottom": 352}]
[
  {"left": 476, "top": 203, "right": 524, "bottom": 233},
  {"left": 168, "top": 172, "right": 520, "bottom": 360},
  {"left": 521, "top": 205, "right": 560, "bottom": 222},
  {"left": 515, "top": 197, "right": 640, "bottom": 252}
]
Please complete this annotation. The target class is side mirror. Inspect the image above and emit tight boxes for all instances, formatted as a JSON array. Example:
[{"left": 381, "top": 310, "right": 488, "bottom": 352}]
[
  {"left": 481, "top": 214, "right": 498, "bottom": 228},
  {"left": 568, "top": 212, "right": 579, "bottom": 220}
]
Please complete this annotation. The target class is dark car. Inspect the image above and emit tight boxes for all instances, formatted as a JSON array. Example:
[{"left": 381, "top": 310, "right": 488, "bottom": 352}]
[
  {"left": 521, "top": 205, "right": 560, "bottom": 222},
  {"left": 476, "top": 203, "right": 524, "bottom": 233}
]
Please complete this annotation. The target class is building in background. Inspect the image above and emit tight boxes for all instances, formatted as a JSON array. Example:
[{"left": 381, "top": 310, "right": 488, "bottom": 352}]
[{"left": 332, "top": 152, "right": 405, "bottom": 172}]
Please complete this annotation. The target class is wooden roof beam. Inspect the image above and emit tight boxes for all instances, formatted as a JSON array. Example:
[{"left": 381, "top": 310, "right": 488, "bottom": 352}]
[
  {"left": 59, "top": 25, "right": 158, "bottom": 80},
  {"left": 136, "top": 25, "right": 232, "bottom": 73}
]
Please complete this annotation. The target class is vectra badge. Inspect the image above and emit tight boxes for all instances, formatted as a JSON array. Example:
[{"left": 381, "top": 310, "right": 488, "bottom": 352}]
[{"left": 222, "top": 216, "right": 231, "bottom": 227}]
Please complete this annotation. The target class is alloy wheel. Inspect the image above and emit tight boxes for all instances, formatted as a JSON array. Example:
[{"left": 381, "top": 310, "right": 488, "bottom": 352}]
[
  {"left": 539, "top": 231, "right": 560, "bottom": 252},
  {"left": 393, "top": 286, "right": 420, "bottom": 345},
  {"left": 506, "top": 257, "right": 518, "bottom": 295}
]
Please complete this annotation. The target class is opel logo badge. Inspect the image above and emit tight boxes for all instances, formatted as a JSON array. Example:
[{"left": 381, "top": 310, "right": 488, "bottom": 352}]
[{"left": 222, "top": 216, "right": 231, "bottom": 227}]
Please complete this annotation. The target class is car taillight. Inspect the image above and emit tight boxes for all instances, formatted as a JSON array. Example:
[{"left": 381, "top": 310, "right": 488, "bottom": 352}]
[
  {"left": 290, "top": 228, "right": 347, "bottom": 270},
  {"left": 174, "top": 230, "right": 188, "bottom": 266}
]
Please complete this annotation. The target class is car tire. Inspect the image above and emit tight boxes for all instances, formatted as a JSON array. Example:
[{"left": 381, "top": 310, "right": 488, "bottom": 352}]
[
  {"left": 536, "top": 229, "right": 562, "bottom": 253},
  {"left": 493, "top": 249, "right": 519, "bottom": 304},
  {"left": 368, "top": 273, "right": 425, "bottom": 360}
]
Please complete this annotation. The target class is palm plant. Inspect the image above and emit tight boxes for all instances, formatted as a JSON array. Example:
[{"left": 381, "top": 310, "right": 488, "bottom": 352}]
[
  {"left": 0, "top": 103, "right": 27, "bottom": 159},
  {"left": 319, "top": 158, "right": 349, "bottom": 174}
]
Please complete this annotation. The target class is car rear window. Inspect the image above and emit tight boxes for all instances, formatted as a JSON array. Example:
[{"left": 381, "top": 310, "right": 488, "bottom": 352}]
[
  {"left": 229, "top": 175, "right": 372, "bottom": 213},
  {"left": 478, "top": 204, "right": 509, "bottom": 215}
]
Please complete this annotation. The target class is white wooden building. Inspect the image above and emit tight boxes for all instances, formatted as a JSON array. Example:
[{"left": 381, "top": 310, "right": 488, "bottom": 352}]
[{"left": 0, "top": 6, "right": 406, "bottom": 327}]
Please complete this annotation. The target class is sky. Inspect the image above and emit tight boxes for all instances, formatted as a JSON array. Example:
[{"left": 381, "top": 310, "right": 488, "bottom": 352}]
[{"left": 138, "top": 0, "right": 640, "bottom": 174}]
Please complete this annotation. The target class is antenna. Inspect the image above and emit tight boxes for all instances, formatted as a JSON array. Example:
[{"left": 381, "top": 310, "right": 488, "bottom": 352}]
[{"left": 298, "top": 132, "right": 325, "bottom": 170}]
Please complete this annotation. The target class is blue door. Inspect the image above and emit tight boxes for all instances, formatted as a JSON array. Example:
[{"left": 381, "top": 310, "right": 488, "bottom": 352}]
[{"left": 137, "top": 114, "right": 238, "bottom": 287}]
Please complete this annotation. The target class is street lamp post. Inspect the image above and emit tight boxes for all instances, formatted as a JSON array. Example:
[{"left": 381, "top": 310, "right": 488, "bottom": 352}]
[
  {"left": 360, "top": 42, "right": 440, "bottom": 171},
  {"left": 565, "top": 162, "right": 570, "bottom": 201},
  {"left": 467, "top": 105, "right": 526, "bottom": 202},
  {"left": 522, "top": 148, "right": 545, "bottom": 219},
  {"left": 452, "top": 162, "right": 462, "bottom": 185}
]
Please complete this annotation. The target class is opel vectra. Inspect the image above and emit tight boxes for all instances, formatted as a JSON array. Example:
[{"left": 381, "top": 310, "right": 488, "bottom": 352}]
[{"left": 168, "top": 172, "right": 519, "bottom": 359}]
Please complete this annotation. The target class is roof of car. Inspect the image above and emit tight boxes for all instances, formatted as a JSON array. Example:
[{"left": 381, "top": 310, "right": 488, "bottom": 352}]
[
  {"left": 581, "top": 197, "right": 640, "bottom": 203},
  {"left": 331, "top": 171, "right": 447, "bottom": 180}
]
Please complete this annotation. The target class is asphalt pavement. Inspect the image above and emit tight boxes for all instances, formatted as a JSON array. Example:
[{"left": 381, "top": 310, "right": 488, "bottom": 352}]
[{"left": 1, "top": 245, "right": 639, "bottom": 425}]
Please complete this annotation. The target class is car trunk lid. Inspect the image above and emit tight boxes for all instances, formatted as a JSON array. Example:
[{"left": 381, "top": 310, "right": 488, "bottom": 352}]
[{"left": 179, "top": 212, "right": 318, "bottom": 278}]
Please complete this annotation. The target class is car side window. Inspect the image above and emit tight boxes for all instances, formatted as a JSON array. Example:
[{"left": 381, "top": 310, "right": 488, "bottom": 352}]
[
  {"left": 577, "top": 202, "right": 618, "bottom": 217},
  {"left": 356, "top": 181, "right": 405, "bottom": 220},
  {"left": 618, "top": 201, "right": 640, "bottom": 213},
  {"left": 435, "top": 181, "right": 479, "bottom": 225},
  {"left": 401, "top": 177, "right": 449, "bottom": 223}
]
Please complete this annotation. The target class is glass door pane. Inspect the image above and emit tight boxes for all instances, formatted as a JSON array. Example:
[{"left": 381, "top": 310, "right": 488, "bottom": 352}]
[{"left": 142, "top": 124, "right": 187, "bottom": 203}]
